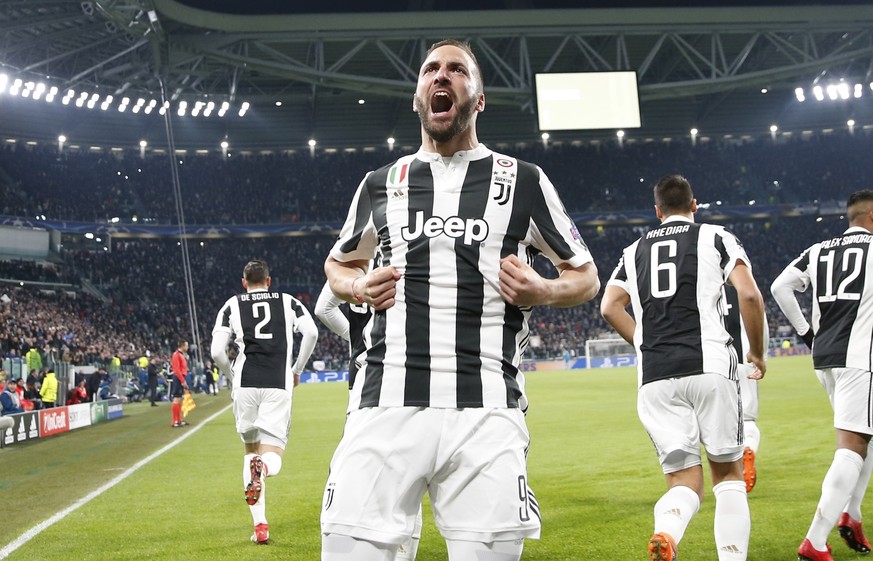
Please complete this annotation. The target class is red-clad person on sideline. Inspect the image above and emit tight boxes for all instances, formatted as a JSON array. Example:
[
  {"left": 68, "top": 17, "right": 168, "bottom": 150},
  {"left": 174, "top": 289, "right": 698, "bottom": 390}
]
[{"left": 170, "top": 339, "right": 190, "bottom": 427}]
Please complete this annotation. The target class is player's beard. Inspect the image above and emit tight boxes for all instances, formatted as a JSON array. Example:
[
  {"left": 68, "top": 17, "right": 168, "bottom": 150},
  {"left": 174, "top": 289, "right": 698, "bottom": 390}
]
[{"left": 414, "top": 93, "right": 479, "bottom": 144}]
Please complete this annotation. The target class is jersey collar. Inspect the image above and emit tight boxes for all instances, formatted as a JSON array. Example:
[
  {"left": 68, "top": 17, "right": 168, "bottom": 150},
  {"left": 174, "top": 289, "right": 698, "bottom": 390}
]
[{"left": 416, "top": 143, "right": 492, "bottom": 163}]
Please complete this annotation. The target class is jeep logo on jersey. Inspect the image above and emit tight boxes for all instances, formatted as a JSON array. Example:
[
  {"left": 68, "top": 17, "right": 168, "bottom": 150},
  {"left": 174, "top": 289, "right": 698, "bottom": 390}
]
[{"left": 401, "top": 210, "right": 489, "bottom": 245}]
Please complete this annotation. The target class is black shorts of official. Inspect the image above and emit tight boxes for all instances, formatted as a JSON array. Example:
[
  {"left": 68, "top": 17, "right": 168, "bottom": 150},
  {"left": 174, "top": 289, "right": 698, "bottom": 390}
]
[{"left": 170, "top": 377, "right": 186, "bottom": 399}]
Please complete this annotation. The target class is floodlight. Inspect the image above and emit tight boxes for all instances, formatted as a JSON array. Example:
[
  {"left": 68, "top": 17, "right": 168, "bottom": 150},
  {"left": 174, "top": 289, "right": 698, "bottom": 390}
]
[
  {"left": 838, "top": 83, "right": 850, "bottom": 100},
  {"left": 813, "top": 86, "right": 824, "bottom": 101},
  {"left": 769, "top": 125, "right": 778, "bottom": 132},
  {"left": 826, "top": 85, "right": 838, "bottom": 100},
  {"left": 308, "top": 139, "right": 317, "bottom": 147},
  {"left": 794, "top": 87, "right": 805, "bottom": 102}
]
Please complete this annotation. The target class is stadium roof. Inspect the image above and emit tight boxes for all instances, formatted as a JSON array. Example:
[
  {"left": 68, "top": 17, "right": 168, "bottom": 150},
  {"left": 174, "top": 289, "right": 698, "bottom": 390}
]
[{"left": 0, "top": 0, "right": 872, "bottom": 151}]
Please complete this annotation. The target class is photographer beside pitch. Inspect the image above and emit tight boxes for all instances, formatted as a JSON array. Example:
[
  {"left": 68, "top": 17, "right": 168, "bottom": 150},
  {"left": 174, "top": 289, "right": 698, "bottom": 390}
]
[
  {"left": 771, "top": 189, "right": 873, "bottom": 561},
  {"left": 211, "top": 259, "right": 318, "bottom": 545},
  {"left": 601, "top": 174, "right": 766, "bottom": 561},
  {"left": 320, "top": 39, "right": 599, "bottom": 561}
]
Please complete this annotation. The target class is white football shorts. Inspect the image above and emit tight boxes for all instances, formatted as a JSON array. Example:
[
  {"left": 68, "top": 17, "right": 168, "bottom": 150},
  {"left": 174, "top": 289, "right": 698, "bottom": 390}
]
[
  {"left": 638, "top": 373, "right": 744, "bottom": 474},
  {"left": 737, "top": 364, "right": 759, "bottom": 422},
  {"left": 320, "top": 407, "right": 541, "bottom": 544},
  {"left": 232, "top": 387, "right": 293, "bottom": 448},
  {"left": 816, "top": 367, "right": 873, "bottom": 436}
]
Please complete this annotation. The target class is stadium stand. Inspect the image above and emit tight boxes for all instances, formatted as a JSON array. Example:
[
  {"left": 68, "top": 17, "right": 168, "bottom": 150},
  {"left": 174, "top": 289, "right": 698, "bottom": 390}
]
[{"left": 0, "top": 132, "right": 869, "bottom": 373}]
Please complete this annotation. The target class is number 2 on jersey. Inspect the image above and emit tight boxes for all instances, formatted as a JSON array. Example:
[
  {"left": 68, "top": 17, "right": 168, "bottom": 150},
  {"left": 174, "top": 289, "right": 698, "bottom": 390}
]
[{"left": 252, "top": 302, "right": 273, "bottom": 339}]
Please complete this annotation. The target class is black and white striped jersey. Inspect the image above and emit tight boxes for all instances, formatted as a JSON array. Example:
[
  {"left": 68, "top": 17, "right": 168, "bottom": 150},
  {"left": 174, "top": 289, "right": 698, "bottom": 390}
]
[
  {"left": 722, "top": 284, "right": 769, "bottom": 366},
  {"left": 212, "top": 289, "right": 318, "bottom": 390},
  {"left": 607, "top": 216, "right": 751, "bottom": 387},
  {"left": 330, "top": 144, "right": 594, "bottom": 410},
  {"left": 772, "top": 226, "right": 873, "bottom": 371}
]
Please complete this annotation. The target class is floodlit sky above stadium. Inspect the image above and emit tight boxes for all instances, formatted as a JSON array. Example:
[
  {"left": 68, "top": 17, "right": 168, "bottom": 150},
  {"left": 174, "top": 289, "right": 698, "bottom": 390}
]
[{"left": 177, "top": 0, "right": 870, "bottom": 15}]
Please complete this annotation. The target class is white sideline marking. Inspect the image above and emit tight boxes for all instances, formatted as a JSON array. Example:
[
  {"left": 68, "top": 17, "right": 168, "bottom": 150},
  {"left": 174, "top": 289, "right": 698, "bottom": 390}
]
[{"left": 0, "top": 403, "right": 232, "bottom": 559}]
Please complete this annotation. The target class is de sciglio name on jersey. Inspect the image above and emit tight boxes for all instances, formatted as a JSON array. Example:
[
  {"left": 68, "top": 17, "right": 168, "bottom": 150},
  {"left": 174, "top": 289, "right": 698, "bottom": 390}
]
[
  {"left": 239, "top": 292, "right": 280, "bottom": 301},
  {"left": 401, "top": 210, "right": 489, "bottom": 246}
]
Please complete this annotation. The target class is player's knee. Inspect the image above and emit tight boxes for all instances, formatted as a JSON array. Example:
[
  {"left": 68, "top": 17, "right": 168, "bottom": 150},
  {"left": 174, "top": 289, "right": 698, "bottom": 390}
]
[
  {"left": 321, "top": 534, "right": 397, "bottom": 561},
  {"left": 261, "top": 451, "right": 282, "bottom": 477},
  {"left": 446, "top": 538, "right": 524, "bottom": 561}
]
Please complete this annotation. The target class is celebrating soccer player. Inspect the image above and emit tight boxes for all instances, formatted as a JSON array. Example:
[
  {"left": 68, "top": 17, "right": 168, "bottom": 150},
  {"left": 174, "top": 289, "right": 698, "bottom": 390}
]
[{"left": 319, "top": 39, "right": 600, "bottom": 561}]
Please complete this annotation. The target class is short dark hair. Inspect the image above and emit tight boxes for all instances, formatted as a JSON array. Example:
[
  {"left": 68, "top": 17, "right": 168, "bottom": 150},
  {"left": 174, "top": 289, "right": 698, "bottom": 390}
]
[
  {"left": 424, "top": 39, "right": 483, "bottom": 91},
  {"left": 243, "top": 259, "right": 270, "bottom": 284},
  {"left": 847, "top": 189, "right": 873, "bottom": 222},
  {"left": 654, "top": 175, "right": 694, "bottom": 214}
]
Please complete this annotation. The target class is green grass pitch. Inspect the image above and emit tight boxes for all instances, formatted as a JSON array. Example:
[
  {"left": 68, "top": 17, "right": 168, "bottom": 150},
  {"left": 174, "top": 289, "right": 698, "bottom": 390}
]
[{"left": 0, "top": 355, "right": 847, "bottom": 560}]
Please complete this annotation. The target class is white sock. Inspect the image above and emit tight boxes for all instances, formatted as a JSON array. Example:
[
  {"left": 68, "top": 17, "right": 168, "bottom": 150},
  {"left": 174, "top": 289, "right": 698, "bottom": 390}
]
[
  {"left": 743, "top": 420, "right": 761, "bottom": 454},
  {"left": 844, "top": 443, "right": 873, "bottom": 520},
  {"left": 713, "top": 480, "right": 749, "bottom": 560},
  {"left": 250, "top": 483, "right": 266, "bottom": 525},
  {"left": 653, "top": 485, "right": 700, "bottom": 544},
  {"left": 807, "top": 448, "right": 864, "bottom": 550},
  {"left": 321, "top": 534, "right": 398, "bottom": 561},
  {"left": 262, "top": 451, "right": 282, "bottom": 477}
]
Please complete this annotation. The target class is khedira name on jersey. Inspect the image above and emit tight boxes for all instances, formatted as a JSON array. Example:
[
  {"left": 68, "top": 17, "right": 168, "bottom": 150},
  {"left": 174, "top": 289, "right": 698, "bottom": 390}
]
[{"left": 646, "top": 224, "right": 691, "bottom": 239}]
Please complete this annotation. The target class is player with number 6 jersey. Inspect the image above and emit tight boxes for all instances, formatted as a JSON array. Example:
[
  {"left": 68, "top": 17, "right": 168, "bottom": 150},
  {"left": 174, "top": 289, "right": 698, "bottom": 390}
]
[
  {"left": 211, "top": 259, "right": 318, "bottom": 546},
  {"left": 771, "top": 190, "right": 873, "bottom": 561},
  {"left": 601, "top": 174, "right": 766, "bottom": 561}
]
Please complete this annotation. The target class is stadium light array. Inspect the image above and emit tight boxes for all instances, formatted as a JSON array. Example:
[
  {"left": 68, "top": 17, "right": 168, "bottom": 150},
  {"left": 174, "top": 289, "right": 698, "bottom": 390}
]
[
  {"left": 0, "top": 70, "right": 248, "bottom": 119},
  {"left": 796, "top": 80, "right": 871, "bottom": 103}
]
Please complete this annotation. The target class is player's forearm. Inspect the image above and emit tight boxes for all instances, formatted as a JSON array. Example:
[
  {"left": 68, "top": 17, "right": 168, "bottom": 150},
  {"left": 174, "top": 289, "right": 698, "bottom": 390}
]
[
  {"left": 546, "top": 262, "right": 601, "bottom": 307},
  {"left": 292, "top": 332, "right": 318, "bottom": 375},
  {"left": 738, "top": 291, "right": 766, "bottom": 359},
  {"left": 325, "top": 257, "right": 369, "bottom": 304},
  {"left": 600, "top": 285, "right": 635, "bottom": 345},
  {"left": 314, "top": 284, "right": 350, "bottom": 341},
  {"left": 770, "top": 272, "right": 811, "bottom": 336},
  {"left": 602, "top": 307, "right": 635, "bottom": 345},
  {"left": 210, "top": 336, "right": 232, "bottom": 378}
]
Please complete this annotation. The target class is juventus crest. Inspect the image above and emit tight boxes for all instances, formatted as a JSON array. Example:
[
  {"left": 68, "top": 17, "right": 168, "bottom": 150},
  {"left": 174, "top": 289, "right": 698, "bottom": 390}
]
[{"left": 491, "top": 164, "right": 517, "bottom": 206}]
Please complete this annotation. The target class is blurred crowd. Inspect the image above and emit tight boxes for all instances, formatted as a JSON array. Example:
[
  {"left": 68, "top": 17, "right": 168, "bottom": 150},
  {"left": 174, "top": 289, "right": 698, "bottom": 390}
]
[
  {"left": 1, "top": 132, "right": 868, "bottom": 372},
  {"left": 1, "top": 132, "right": 870, "bottom": 225}
]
